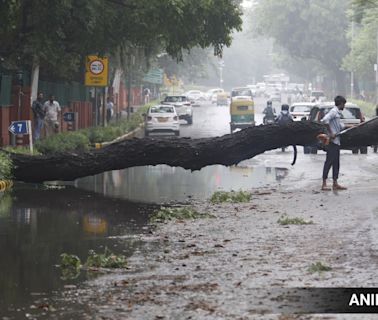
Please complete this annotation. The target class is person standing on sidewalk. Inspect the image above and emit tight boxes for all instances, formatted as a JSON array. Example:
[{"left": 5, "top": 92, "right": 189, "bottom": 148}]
[
  {"left": 31, "top": 92, "right": 45, "bottom": 141},
  {"left": 144, "top": 87, "right": 150, "bottom": 105},
  {"left": 321, "top": 95, "right": 347, "bottom": 191},
  {"left": 106, "top": 97, "right": 114, "bottom": 123},
  {"left": 43, "top": 95, "right": 61, "bottom": 137}
]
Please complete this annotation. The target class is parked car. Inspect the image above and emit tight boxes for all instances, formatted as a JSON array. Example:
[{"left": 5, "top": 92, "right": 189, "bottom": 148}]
[
  {"left": 144, "top": 105, "right": 180, "bottom": 136},
  {"left": 306, "top": 102, "right": 367, "bottom": 154},
  {"left": 161, "top": 95, "right": 193, "bottom": 124},
  {"left": 290, "top": 103, "right": 317, "bottom": 121}
]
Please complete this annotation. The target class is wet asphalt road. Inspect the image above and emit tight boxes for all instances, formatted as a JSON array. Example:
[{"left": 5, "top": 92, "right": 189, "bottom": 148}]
[{"left": 78, "top": 97, "right": 378, "bottom": 203}]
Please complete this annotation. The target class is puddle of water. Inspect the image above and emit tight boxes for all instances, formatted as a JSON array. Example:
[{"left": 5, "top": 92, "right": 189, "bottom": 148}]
[
  {"left": 0, "top": 185, "right": 156, "bottom": 319},
  {"left": 76, "top": 164, "right": 290, "bottom": 203}
]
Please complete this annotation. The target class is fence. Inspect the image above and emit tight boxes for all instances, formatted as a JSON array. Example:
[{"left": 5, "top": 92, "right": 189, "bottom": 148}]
[{"left": 38, "top": 81, "right": 91, "bottom": 106}]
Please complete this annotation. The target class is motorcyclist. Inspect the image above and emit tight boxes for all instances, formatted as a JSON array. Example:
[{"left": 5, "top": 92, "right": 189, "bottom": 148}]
[
  {"left": 276, "top": 104, "right": 294, "bottom": 153},
  {"left": 276, "top": 104, "right": 293, "bottom": 125},
  {"left": 263, "top": 100, "right": 276, "bottom": 124}
]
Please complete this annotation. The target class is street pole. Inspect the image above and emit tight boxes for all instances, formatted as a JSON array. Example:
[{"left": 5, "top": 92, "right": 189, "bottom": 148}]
[
  {"left": 94, "top": 87, "right": 98, "bottom": 126},
  {"left": 102, "top": 87, "right": 106, "bottom": 127},
  {"left": 376, "top": 28, "right": 378, "bottom": 105},
  {"left": 127, "top": 55, "right": 132, "bottom": 121},
  {"left": 219, "top": 66, "right": 223, "bottom": 89},
  {"left": 350, "top": 20, "right": 355, "bottom": 99}
]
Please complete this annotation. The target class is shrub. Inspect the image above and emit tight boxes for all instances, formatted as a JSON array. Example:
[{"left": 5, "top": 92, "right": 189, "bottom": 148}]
[
  {"left": 349, "top": 99, "right": 376, "bottom": 118},
  {"left": 35, "top": 131, "right": 90, "bottom": 154},
  {"left": 0, "top": 152, "right": 13, "bottom": 180}
]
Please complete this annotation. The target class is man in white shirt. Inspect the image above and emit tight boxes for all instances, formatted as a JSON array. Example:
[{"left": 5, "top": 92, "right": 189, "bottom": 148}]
[
  {"left": 320, "top": 95, "right": 347, "bottom": 191},
  {"left": 43, "top": 95, "right": 61, "bottom": 137}
]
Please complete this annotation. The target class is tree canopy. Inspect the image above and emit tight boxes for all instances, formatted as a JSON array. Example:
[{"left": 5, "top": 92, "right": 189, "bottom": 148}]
[
  {"left": 252, "top": 0, "right": 349, "bottom": 92},
  {"left": 342, "top": 0, "right": 377, "bottom": 81},
  {"left": 0, "top": 0, "right": 242, "bottom": 81}
]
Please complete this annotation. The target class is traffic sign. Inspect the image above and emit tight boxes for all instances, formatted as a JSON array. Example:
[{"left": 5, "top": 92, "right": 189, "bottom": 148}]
[
  {"left": 63, "top": 112, "right": 75, "bottom": 122},
  {"left": 85, "top": 55, "right": 109, "bottom": 87},
  {"left": 8, "top": 121, "right": 29, "bottom": 135}
]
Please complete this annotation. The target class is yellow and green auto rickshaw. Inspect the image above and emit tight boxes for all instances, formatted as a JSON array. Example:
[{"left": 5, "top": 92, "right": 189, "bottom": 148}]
[
  {"left": 216, "top": 92, "right": 229, "bottom": 106},
  {"left": 229, "top": 87, "right": 255, "bottom": 133}
]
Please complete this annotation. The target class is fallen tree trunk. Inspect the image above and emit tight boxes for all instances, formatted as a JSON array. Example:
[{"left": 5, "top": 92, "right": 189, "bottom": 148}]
[{"left": 8, "top": 120, "right": 378, "bottom": 182}]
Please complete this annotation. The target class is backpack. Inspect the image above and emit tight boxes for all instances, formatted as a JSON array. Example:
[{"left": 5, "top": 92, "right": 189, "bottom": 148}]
[
  {"left": 277, "top": 112, "right": 291, "bottom": 125},
  {"left": 265, "top": 106, "right": 274, "bottom": 118}
]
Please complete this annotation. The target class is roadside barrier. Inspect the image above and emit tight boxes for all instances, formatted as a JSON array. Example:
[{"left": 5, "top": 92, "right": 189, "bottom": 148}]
[
  {"left": 91, "top": 124, "right": 144, "bottom": 149},
  {"left": 0, "top": 180, "right": 13, "bottom": 192}
]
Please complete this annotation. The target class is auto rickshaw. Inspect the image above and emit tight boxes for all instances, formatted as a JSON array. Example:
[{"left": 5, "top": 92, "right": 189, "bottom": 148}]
[
  {"left": 229, "top": 90, "right": 255, "bottom": 133},
  {"left": 216, "top": 92, "right": 229, "bottom": 106}
]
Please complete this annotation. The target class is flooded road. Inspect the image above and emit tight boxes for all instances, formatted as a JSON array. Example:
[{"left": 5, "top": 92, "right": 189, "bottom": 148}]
[{"left": 0, "top": 186, "right": 156, "bottom": 319}]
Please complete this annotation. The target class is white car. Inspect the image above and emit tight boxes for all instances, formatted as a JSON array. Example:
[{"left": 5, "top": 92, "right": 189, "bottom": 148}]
[
  {"left": 144, "top": 105, "right": 180, "bottom": 136},
  {"left": 205, "top": 88, "right": 224, "bottom": 101},
  {"left": 161, "top": 95, "right": 193, "bottom": 124},
  {"left": 185, "top": 90, "right": 205, "bottom": 101},
  {"left": 290, "top": 103, "right": 317, "bottom": 121},
  {"left": 246, "top": 84, "right": 257, "bottom": 96}
]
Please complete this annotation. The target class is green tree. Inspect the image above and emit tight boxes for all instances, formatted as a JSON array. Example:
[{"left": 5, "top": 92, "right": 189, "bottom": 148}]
[
  {"left": 0, "top": 0, "right": 242, "bottom": 81},
  {"left": 342, "top": 1, "right": 377, "bottom": 92},
  {"left": 252, "top": 0, "right": 349, "bottom": 93}
]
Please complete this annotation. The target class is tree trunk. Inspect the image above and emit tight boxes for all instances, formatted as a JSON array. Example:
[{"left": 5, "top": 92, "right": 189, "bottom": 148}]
[{"left": 8, "top": 120, "right": 378, "bottom": 183}]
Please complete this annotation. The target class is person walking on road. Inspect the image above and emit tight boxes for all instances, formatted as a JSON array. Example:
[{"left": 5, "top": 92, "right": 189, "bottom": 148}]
[
  {"left": 321, "top": 95, "right": 347, "bottom": 191},
  {"left": 31, "top": 92, "right": 45, "bottom": 141},
  {"left": 43, "top": 95, "right": 61, "bottom": 137},
  {"left": 106, "top": 97, "right": 114, "bottom": 123}
]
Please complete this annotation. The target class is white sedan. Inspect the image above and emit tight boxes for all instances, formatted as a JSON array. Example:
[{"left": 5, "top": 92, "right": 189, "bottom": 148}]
[{"left": 144, "top": 105, "right": 180, "bottom": 136}]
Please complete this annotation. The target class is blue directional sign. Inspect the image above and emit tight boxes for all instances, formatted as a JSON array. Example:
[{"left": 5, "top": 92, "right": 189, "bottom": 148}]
[
  {"left": 8, "top": 121, "right": 29, "bottom": 135},
  {"left": 63, "top": 112, "right": 75, "bottom": 122}
]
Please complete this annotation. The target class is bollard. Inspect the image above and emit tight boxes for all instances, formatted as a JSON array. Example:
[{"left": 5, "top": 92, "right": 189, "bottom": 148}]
[
  {"left": 16, "top": 134, "right": 24, "bottom": 147},
  {"left": 67, "top": 121, "right": 74, "bottom": 131}
]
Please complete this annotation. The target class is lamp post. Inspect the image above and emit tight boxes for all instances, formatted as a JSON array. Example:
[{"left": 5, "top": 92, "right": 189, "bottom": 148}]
[{"left": 219, "top": 60, "right": 225, "bottom": 89}]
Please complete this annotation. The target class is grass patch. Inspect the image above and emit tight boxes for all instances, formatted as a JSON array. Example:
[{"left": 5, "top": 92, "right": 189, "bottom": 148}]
[
  {"left": 278, "top": 215, "right": 314, "bottom": 225},
  {"left": 210, "top": 190, "right": 251, "bottom": 204},
  {"left": 150, "top": 207, "right": 212, "bottom": 223},
  {"left": 0, "top": 152, "right": 13, "bottom": 180},
  {"left": 308, "top": 262, "right": 332, "bottom": 274}
]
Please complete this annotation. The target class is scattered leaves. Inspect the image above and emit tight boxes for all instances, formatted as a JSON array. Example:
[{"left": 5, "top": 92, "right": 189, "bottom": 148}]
[
  {"left": 210, "top": 190, "right": 251, "bottom": 204},
  {"left": 277, "top": 215, "right": 314, "bottom": 225},
  {"left": 308, "top": 262, "right": 332, "bottom": 274},
  {"left": 150, "top": 207, "right": 212, "bottom": 223}
]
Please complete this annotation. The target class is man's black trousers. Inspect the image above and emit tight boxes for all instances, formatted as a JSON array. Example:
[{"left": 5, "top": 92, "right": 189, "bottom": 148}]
[{"left": 322, "top": 143, "right": 340, "bottom": 180}]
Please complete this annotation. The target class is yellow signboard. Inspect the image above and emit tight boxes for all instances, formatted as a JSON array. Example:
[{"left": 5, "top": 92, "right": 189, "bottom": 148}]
[{"left": 85, "top": 55, "right": 109, "bottom": 87}]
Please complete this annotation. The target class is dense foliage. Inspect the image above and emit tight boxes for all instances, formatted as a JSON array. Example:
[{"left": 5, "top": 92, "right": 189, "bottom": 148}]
[
  {"left": 253, "top": 0, "right": 349, "bottom": 92},
  {"left": 0, "top": 0, "right": 242, "bottom": 80}
]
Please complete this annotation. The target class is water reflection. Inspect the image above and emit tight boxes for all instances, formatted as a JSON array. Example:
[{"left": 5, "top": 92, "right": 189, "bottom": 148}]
[
  {"left": 0, "top": 185, "right": 155, "bottom": 318},
  {"left": 77, "top": 165, "right": 291, "bottom": 203}
]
